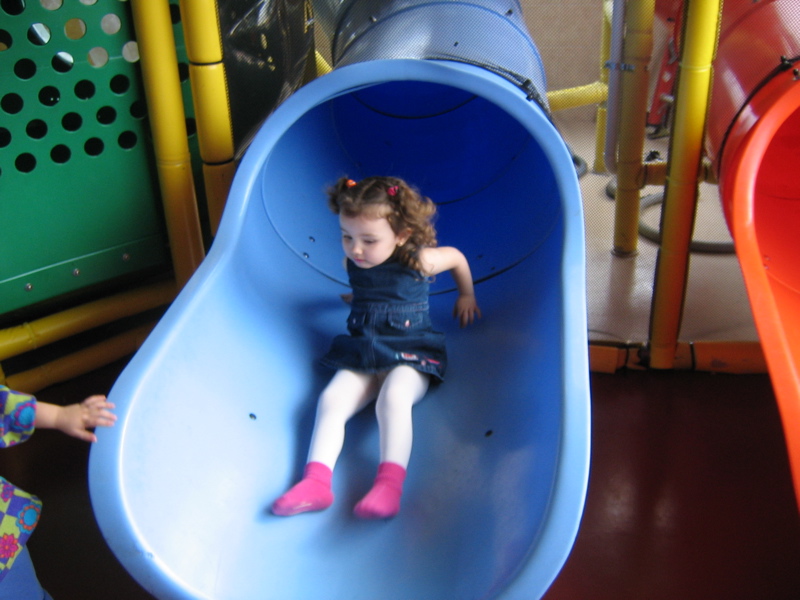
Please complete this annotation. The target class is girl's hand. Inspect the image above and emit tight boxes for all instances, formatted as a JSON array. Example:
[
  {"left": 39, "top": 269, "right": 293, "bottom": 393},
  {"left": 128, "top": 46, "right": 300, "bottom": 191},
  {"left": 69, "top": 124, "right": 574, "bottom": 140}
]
[
  {"left": 453, "top": 294, "right": 482, "bottom": 328},
  {"left": 55, "top": 395, "right": 117, "bottom": 443}
]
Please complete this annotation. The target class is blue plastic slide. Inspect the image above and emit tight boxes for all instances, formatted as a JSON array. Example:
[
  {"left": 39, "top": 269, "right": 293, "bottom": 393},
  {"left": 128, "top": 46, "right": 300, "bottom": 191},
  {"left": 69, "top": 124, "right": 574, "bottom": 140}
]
[{"left": 89, "top": 3, "right": 590, "bottom": 598}]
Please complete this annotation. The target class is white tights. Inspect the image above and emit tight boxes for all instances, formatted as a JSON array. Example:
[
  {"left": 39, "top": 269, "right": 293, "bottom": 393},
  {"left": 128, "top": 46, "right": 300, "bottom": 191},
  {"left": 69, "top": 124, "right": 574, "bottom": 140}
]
[{"left": 307, "top": 366, "right": 430, "bottom": 470}]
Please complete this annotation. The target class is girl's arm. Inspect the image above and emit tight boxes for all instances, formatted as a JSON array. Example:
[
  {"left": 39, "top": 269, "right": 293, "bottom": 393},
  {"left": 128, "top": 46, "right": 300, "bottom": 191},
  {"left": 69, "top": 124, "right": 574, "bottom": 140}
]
[
  {"left": 35, "top": 395, "right": 117, "bottom": 443},
  {"left": 419, "top": 247, "right": 482, "bottom": 327}
]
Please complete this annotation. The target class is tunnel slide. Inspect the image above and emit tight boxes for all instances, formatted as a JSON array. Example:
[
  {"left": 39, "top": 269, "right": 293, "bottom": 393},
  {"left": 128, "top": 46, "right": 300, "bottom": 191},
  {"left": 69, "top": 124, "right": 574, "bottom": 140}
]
[
  {"left": 703, "top": 0, "right": 800, "bottom": 507},
  {"left": 88, "top": 2, "right": 591, "bottom": 598}
]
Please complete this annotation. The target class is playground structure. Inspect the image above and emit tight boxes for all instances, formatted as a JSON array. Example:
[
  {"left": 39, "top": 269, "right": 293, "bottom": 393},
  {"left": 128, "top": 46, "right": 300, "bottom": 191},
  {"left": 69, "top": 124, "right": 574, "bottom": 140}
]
[{"left": 1, "top": 0, "right": 799, "bottom": 597}]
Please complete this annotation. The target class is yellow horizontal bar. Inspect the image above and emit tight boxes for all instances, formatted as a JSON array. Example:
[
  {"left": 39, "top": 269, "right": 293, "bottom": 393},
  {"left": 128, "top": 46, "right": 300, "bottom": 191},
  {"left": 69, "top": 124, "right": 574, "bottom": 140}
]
[
  {"left": 642, "top": 160, "right": 668, "bottom": 186},
  {"left": 0, "top": 281, "right": 176, "bottom": 362},
  {"left": 589, "top": 342, "right": 767, "bottom": 374},
  {"left": 676, "top": 341, "right": 767, "bottom": 373},
  {"left": 4, "top": 323, "right": 156, "bottom": 394},
  {"left": 547, "top": 81, "right": 608, "bottom": 112},
  {"left": 589, "top": 344, "right": 641, "bottom": 373}
]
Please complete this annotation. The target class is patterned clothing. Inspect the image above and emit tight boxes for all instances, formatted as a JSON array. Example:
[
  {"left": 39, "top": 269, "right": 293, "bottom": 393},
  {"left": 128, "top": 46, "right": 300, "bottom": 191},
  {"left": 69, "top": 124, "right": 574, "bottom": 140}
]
[
  {"left": 0, "top": 386, "right": 43, "bottom": 583},
  {"left": 321, "top": 257, "right": 447, "bottom": 381}
]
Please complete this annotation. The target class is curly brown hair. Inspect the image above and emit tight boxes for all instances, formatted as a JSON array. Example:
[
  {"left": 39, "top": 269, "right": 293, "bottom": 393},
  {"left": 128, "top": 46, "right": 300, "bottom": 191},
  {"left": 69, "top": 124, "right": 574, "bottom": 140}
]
[{"left": 327, "top": 176, "right": 438, "bottom": 272}]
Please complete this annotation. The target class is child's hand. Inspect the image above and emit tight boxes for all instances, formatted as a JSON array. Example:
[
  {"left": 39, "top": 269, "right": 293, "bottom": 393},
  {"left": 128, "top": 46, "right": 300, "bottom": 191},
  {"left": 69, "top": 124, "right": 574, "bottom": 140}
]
[
  {"left": 55, "top": 395, "right": 117, "bottom": 443},
  {"left": 453, "top": 294, "right": 482, "bottom": 328}
]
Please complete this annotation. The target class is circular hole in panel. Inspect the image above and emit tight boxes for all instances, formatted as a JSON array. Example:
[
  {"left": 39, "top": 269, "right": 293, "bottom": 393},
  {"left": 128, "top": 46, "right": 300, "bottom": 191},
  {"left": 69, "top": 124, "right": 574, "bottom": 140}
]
[
  {"left": 84, "top": 137, "right": 104, "bottom": 156},
  {"left": 96, "top": 105, "right": 116, "bottom": 124},
  {"left": 185, "top": 117, "right": 197, "bottom": 136},
  {"left": 40, "top": 0, "right": 62, "bottom": 9},
  {"left": 38, "top": 85, "right": 60, "bottom": 106},
  {"left": 87, "top": 46, "right": 109, "bottom": 67},
  {"left": 1, "top": 0, "right": 26, "bottom": 16},
  {"left": 51, "top": 144, "right": 70, "bottom": 163},
  {"left": 28, "top": 23, "right": 51, "bottom": 45},
  {"left": 74, "top": 79, "right": 96, "bottom": 100},
  {"left": 130, "top": 100, "right": 146, "bottom": 119},
  {"left": 1, "top": 93, "right": 24, "bottom": 114},
  {"left": 0, "top": 127, "right": 11, "bottom": 148},
  {"left": 52, "top": 51, "right": 73, "bottom": 72},
  {"left": 118, "top": 130, "right": 137, "bottom": 149},
  {"left": 169, "top": 3, "right": 180, "bottom": 24},
  {"left": 101, "top": 13, "right": 121, "bottom": 34},
  {"left": 0, "top": 29, "right": 12, "bottom": 51},
  {"left": 64, "top": 18, "right": 86, "bottom": 40},
  {"left": 14, "top": 58, "right": 36, "bottom": 79},
  {"left": 62, "top": 111, "right": 82, "bottom": 131},
  {"left": 110, "top": 74, "right": 130, "bottom": 94},
  {"left": 122, "top": 40, "right": 139, "bottom": 62},
  {"left": 26, "top": 119, "right": 47, "bottom": 139},
  {"left": 79, "top": 0, "right": 97, "bottom": 5},
  {"left": 15, "top": 153, "right": 36, "bottom": 173}
]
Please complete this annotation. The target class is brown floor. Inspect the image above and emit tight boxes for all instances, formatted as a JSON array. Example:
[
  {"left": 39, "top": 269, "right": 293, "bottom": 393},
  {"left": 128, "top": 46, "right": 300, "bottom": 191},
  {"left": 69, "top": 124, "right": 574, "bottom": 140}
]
[{"left": 2, "top": 362, "right": 799, "bottom": 599}]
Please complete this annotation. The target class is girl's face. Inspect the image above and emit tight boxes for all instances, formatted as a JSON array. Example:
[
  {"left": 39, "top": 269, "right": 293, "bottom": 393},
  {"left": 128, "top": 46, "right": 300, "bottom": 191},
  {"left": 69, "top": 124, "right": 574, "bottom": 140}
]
[{"left": 339, "top": 213, "right": 410, "bottom": 269}]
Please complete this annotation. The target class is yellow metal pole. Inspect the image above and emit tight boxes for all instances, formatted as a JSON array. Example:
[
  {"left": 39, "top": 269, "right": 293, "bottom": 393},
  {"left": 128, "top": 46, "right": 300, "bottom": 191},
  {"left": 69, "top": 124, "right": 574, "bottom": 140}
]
[
  {"left": 130, "top": 0, "right": 205, "bottom": 286},
  {"left": 316, "top": 50, "right": 333, "bottom": 76},
  {"left": 177, "top": 0, "right": 222, "bottom": 64},
  {"left": 0, "top": 282, "right": 175, "bottom": 362},
  {"left": 189, "top": 63, "right": 236, "bottom": 233},
  {"left": 612, "top": 0, "right": 655, "bottom": 256},
  {"left": 179, "top": 0, "right": 237, "bottom": 235},
  {"left": 649, "top": 0, "right": 722, "bottom": 369},
  {"left": 593, "top": 1, "right": 613, "bottom": 173}
]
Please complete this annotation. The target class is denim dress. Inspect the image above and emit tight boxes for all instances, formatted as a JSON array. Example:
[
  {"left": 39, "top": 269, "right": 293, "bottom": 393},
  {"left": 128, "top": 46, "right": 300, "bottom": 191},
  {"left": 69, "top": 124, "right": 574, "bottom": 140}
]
[{"left": 321, "top": 257, "right": 447, "bottom": 381}]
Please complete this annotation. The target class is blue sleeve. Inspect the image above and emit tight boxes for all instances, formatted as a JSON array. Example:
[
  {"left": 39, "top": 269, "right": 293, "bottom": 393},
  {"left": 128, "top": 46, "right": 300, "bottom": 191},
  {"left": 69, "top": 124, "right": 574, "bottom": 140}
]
[{"left": 0, "top": 386, "right": 37, "bottom": 449}]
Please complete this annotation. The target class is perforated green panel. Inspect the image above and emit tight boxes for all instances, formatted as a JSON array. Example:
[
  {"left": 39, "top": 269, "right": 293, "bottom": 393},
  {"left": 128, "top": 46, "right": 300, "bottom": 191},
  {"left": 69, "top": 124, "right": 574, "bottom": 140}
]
[{"left": 0, "top": 0, "right": 169, "bottom": 315}]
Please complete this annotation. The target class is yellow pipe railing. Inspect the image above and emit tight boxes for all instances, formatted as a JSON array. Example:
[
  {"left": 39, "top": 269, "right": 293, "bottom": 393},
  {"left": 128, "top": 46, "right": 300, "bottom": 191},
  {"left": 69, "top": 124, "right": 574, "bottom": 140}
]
[
  {"left": 130, "top": 0, "right": 205, "bottom": 287},
  {"left": 3, "top": 323, "right": 157, "bottom": 393},
  {"left": 590, "top": 341, "right": 767, "bottom": 374},
  {"left": 649, "top": 0, "right": 723, "bottom": 369},
  {"left": 611, "top": 0, "right": 656, "bottom": 256},
  {"left": 0, "top": 281, "right": 175, "bottom": 362},
  {"left": 593, "top": 0, "right": 613, "bottom": 173},
  {"left": 179, "top": 0, "right": 237, "bottom": 235},
  {"left": 547, "top": 81, "right": 608, "bottom": 112}
]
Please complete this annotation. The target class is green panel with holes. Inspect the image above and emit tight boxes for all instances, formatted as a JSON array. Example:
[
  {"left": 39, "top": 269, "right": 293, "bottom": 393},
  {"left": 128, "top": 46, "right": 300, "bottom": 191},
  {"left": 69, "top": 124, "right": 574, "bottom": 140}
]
[{"left": 0, "top": 0, "right": 170, "bottom": 315}]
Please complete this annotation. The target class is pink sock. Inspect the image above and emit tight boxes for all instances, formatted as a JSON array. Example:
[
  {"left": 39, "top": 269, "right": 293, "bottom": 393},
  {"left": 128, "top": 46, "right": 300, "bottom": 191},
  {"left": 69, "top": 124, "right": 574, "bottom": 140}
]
[
  {"left": 271, "top": 462, "right": 334, "bottom": 516},
  {"left": 353, "top": 462, "right": 407, "bottom": 519}
]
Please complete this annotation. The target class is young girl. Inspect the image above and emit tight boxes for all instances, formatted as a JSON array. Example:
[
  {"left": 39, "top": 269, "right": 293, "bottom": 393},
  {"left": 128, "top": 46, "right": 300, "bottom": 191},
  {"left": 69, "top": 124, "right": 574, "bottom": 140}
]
[{"left": 272, "top": 176, "right": 481, "bottom": 519}]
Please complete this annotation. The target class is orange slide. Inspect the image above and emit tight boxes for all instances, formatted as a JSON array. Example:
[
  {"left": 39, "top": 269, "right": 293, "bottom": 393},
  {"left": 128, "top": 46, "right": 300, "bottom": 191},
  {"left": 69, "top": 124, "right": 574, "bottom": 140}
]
[{"left": 703, "top": 0, "right": 800, "bottom": 506}]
